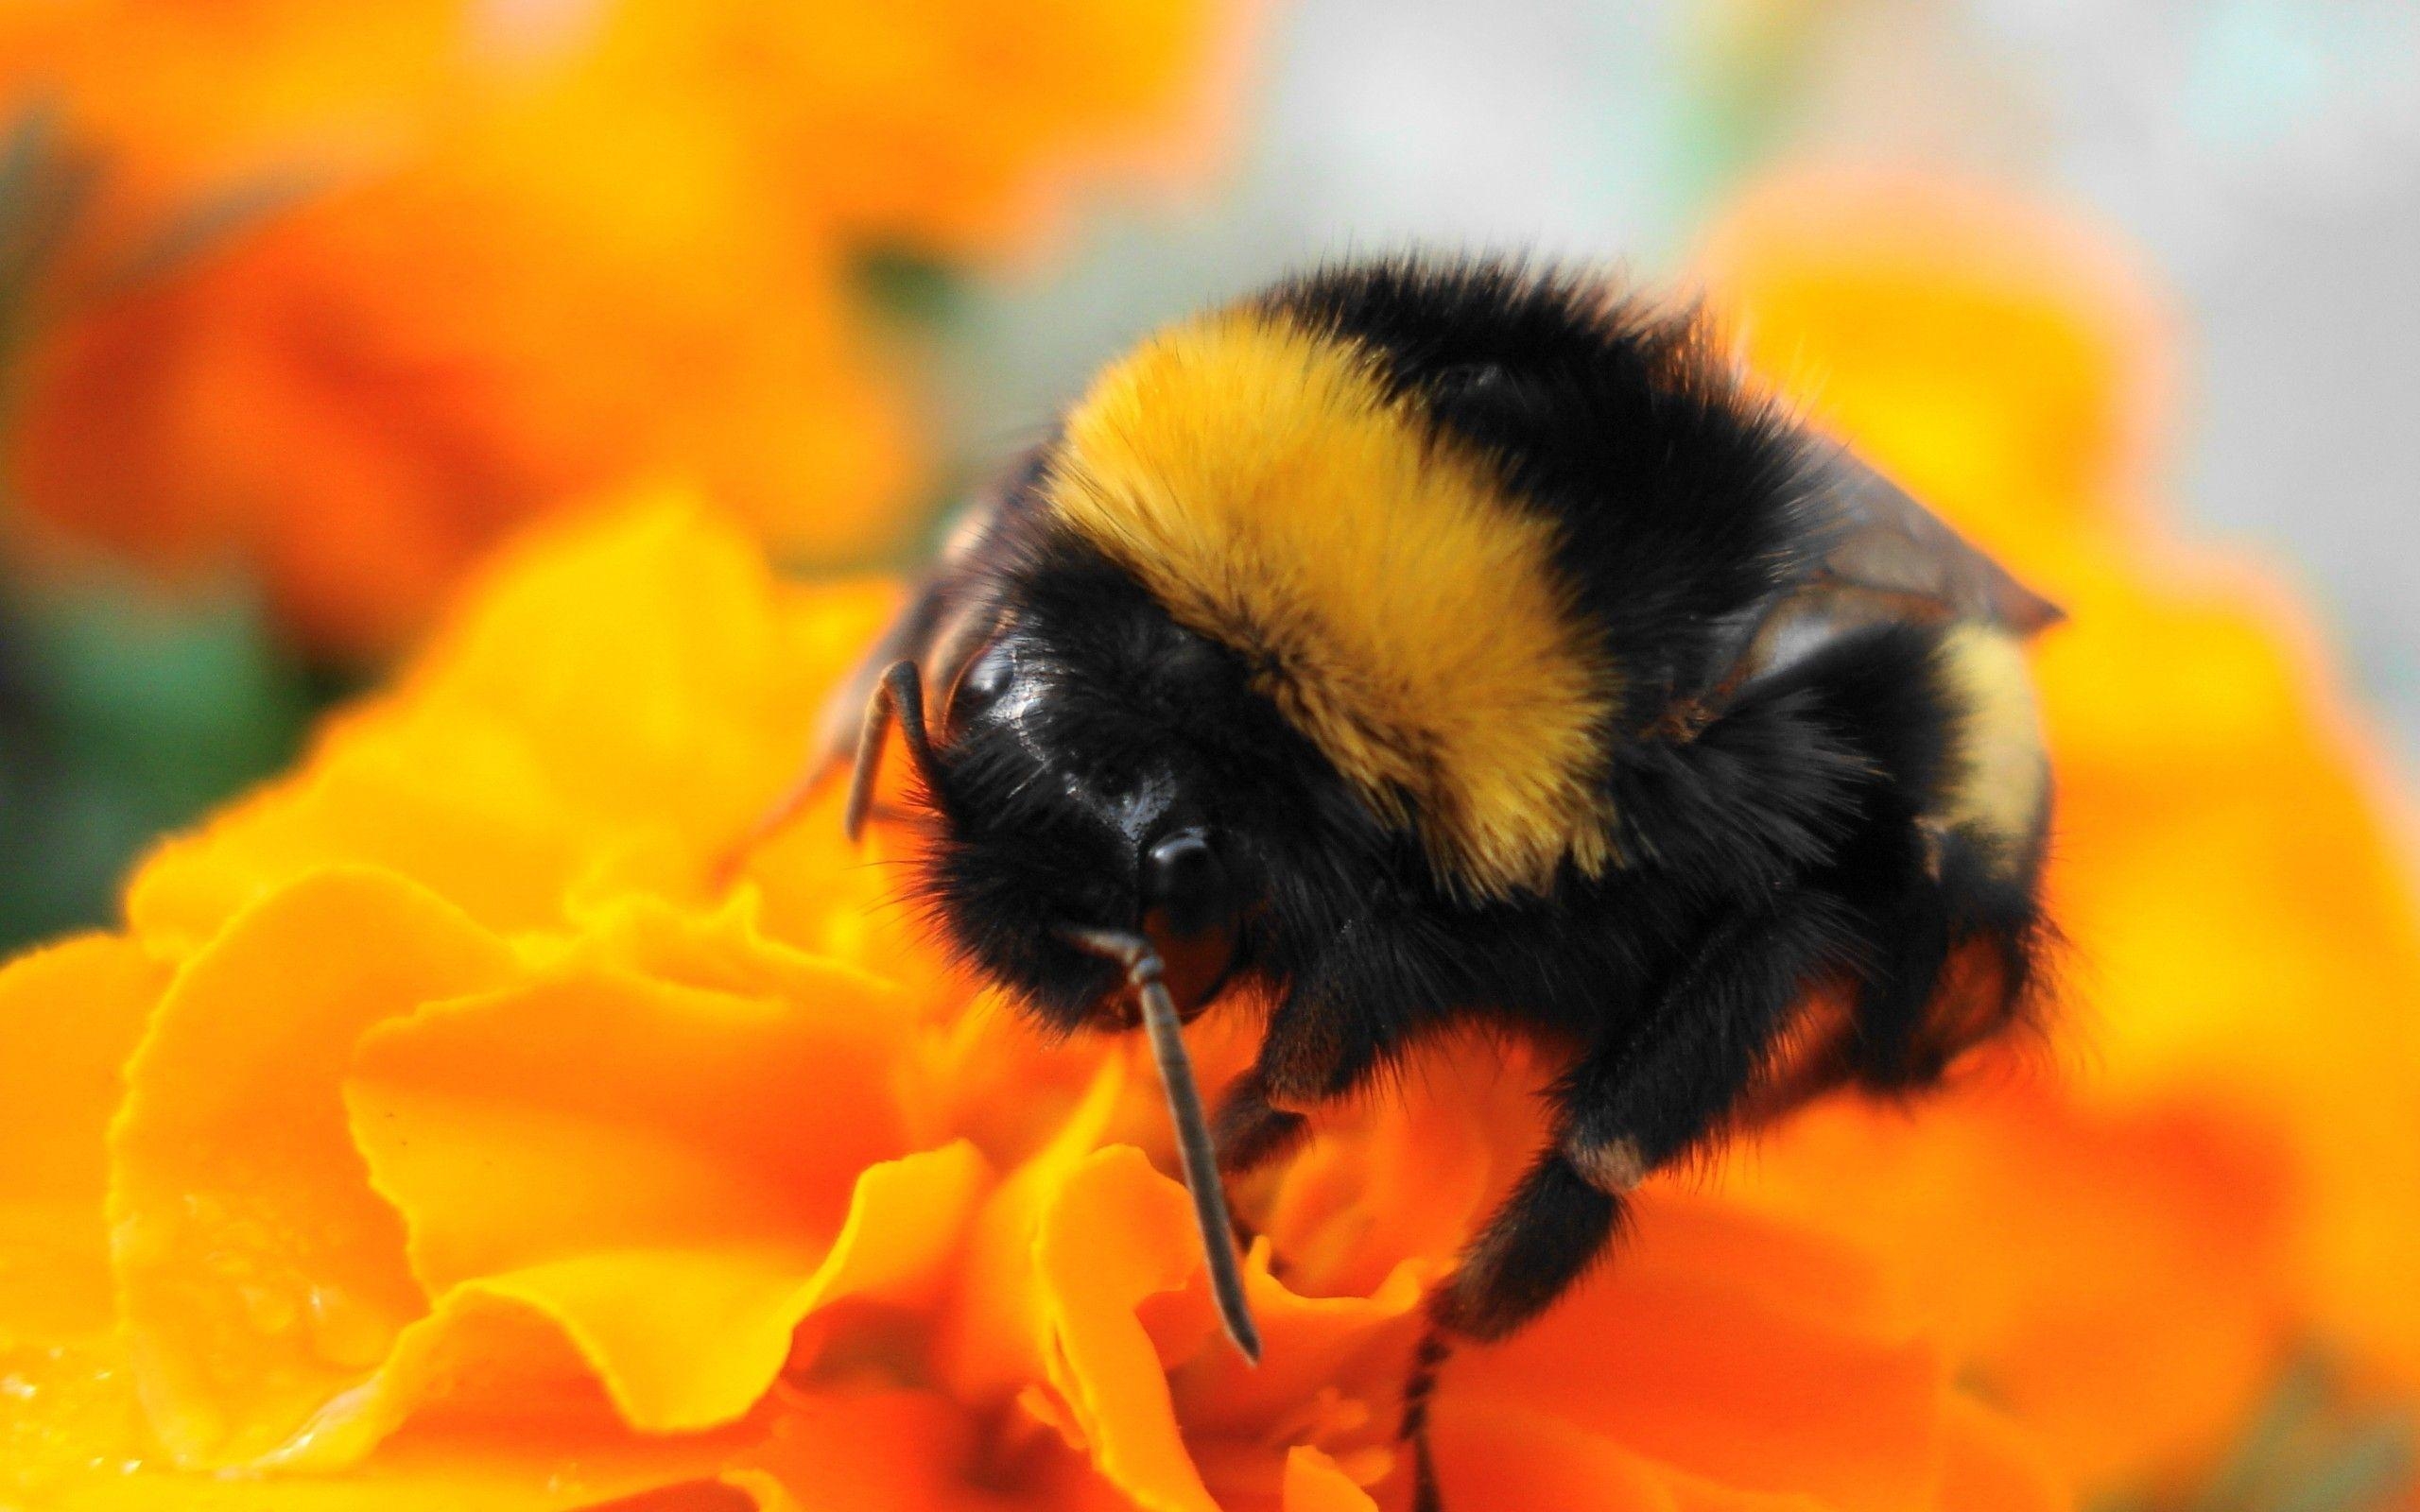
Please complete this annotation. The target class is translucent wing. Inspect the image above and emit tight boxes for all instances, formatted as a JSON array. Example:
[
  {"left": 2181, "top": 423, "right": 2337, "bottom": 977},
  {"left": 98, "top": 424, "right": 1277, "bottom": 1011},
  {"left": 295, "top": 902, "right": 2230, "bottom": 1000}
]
[{"left": 1704, "top": 445, "right": 2064, "bottom": 711}]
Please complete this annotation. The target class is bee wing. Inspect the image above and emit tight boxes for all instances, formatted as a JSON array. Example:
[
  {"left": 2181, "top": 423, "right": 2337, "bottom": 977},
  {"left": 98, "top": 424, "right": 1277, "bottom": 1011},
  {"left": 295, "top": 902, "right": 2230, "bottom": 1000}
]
[
  {"left": 1810, "top": 446, "right": 2065, "bottom": 634},
  {"left": 1705, "top": 446, "right": 2065, "bottom": 710},
  {"left": 804, "top": 449, "right": 1043, "bottom": 781}
]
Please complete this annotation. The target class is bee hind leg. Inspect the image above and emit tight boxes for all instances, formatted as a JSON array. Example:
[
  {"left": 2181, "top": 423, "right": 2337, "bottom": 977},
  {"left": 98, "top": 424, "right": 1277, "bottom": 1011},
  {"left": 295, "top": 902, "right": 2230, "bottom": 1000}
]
[
  {"left": 1848, "top": 827, "right": 2049, "bottom": 1092},
  {"left": 1435, "top": 896, "right": 1843, "bottom": 1344}
]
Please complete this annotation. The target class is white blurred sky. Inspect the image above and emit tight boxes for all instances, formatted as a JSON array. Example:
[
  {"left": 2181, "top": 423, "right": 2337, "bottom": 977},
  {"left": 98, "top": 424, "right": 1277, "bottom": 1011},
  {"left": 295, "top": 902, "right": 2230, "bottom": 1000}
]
[{"left": 946, "top": 0, "right": 2420, "bottom": 768}]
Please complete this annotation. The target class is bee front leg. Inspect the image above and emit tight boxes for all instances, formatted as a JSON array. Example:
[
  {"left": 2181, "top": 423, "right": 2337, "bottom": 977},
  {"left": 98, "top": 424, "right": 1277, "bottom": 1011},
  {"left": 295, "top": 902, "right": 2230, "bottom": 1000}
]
[
  {"left": 1212, "top": 1065, "right": 1316, "bottom": 1177},
  {"left": 1431, "top": 893, "right": 1851, "bottom": 1341},
  {"left": 1214, "top": 966, "right": 1407, "bottom": 1177}
]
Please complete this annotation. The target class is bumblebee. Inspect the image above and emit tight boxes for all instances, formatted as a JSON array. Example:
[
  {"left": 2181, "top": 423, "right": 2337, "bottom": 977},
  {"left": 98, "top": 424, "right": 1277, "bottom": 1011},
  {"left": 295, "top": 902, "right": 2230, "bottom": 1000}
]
[{"left": 795, "top": 255, "right": 2057, "bottom": 1479}]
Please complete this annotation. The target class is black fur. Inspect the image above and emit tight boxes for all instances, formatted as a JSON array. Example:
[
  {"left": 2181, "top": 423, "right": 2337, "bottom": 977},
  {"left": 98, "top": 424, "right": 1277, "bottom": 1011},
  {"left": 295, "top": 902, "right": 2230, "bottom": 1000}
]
[{"left": 847, "top": 255, "right": 2055, "bottom": 1503}]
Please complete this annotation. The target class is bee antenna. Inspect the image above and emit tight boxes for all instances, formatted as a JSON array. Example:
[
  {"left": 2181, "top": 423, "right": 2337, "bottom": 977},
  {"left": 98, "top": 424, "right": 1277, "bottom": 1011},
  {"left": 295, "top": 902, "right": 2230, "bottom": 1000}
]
[{"left": 1057, "top": 924, "right": 1262, "bottom": 1365}]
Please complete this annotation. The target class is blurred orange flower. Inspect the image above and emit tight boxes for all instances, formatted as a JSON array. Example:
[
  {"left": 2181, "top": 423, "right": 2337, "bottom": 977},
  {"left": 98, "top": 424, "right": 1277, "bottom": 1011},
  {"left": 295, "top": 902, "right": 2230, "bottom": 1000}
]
[
  {"left": 1698, "top": 168, "right": 2420, "bottom": 1495},
  {"left": 0, "top": 0, "right": 470, "bottom": 197},
  {"left": 592, "top": 0, "right": 1252, "bottom": 260},
  {"left": 0, "top": 498, "right": 2060, "bottom": 1512},
  {"left": 9, "top": 105, "right": 916, "bottom": 654},
  {"left": 0, "top": 0, "right": 1250, "bottom": 653}
]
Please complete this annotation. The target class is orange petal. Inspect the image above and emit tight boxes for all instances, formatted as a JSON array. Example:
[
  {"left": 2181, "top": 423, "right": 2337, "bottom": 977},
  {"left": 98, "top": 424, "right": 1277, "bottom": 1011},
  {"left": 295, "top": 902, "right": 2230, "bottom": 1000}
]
[
  {"left": 1448, "top": 1193, "right": 1941, "bottom": 1512},
  {"left": 1260, "top": 1036, "right": 1552, "bottom": 1298},
  {"left": 1933, "top": 1395, "right": 2068, "bottom": 1512},
  {"left": 220, "top": 1130, "right": 983, "bottom": 1474},
  {"left": 733, "top": 1386, "right": 1132, "bottom": 1512},
  {"left": 1176, "top": 1256, "right": 1427, "bottom": 1446},
  {"left": 936, "top": 1057, "right": 1130, "bottom": 1402},
  {"left": 127, "top": 705, "right": 601, "bottom": 954},
  {"left": 0, "top": 935, "right": 165, "bottom": 1341},
  {"left": 1728, "top": 1078, "right": 2295, "bottom": 1487},
  {"left": 1032, "top": 1145, "right": 1218, "bottom": 1512},
  {"left": 107, "top": 868, "right": 518, "bottom": 1467},
  {"left": 345, "top": 954, "right": 923, "bottom": 1436},
  {"left": 1282, "top": 1444, "right": 1380, "bottom": 1512},
  {"left": 126, "top": 500, "right": 893, "bottom": 954},
  {"left": 1427, "top": 1400, "right": 1683, "bottom": 1512}
]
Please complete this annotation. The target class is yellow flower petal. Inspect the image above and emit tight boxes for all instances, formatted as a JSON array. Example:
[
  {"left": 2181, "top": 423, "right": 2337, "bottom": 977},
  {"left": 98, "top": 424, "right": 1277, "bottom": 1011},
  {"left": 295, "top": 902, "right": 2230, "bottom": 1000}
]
[
  {"left": 345, "top": 955, "right": 923, "bottom": 1435},
  {"left": 936, "top": 1057, "right": 1129, "bottom": 1402},
  {"left": 0, "top": 936, "right": 164, "bottom": 1342},
  {"left": 127, "top": 498, "right": 891, "bottom": 954},
  {"left": 1697, "top": 165, "right": 2169, "bottom": 578},
  {"left": 108, "top": 868, "right": 518, "bottom": 1467},
  {"left": 0, "top": 1332, "right": 753, "bottom": 1512}
]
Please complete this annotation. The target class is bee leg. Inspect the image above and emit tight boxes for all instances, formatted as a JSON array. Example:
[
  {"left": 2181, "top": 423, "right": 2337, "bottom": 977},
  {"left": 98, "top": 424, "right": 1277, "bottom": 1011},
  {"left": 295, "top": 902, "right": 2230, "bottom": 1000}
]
[
  {"left": 1434, "top": 895, "right": 1847, "bottom": 1341},
  {"left": 710, "top": 660, "right": 943, "bottom": 889},
  {"left": 1211, "top": 1067, "right": 1314, "bottom": 1177},
  {"left": 1215, "top": 979, "right": 1400, "bottom": 1178},
  {"left": 845, "top": 660, "right": 947, "bottom": 843},
  {"left": 1850, "top": 829, "right": 2049, "bottom": 1092},
  {"left": 1399, "top": 1324, "right": 1453, "bottom": 1512},
  {"left": 1844, "top": 870, "right": 1953, "bottom": 1091}
]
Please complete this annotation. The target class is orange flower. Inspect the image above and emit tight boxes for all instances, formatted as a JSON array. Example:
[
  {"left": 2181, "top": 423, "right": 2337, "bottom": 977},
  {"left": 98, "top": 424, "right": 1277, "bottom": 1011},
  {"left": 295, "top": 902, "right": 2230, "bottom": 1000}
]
[
  {"left": 588, "top": 0, "right": 1256, "bottom": 261},
  {"left": 0, "top": 497, "right": 2062, "bottom": 1511},
  {"left": 1697, "top": 167, "right": 2420, "bottom": 1493},
  {"left": 9, "top": 100, "right": 916, "bottom": 654},
  {"left": 6, "top": 74, "right": 914, "bottom": 655},
  {"left": 2, "top": 0, "right": 1250, "bottom": 651},
  {"left": 0, "top": 0, "right": 471, "bottom": 198}
]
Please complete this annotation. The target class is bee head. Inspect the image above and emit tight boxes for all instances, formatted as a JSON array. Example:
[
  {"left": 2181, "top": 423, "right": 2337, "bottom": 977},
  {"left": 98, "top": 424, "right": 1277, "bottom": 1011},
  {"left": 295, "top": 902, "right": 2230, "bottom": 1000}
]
[{"left": 908, "top": 560, "right": 1271, "bottom": 1035}]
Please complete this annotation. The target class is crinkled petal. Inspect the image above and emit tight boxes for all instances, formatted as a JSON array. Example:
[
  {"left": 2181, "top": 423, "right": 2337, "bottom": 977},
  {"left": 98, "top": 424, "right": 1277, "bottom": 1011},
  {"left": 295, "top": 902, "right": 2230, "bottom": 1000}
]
[
  {"left": 129, "top": 704, "right": 600, "bottom": 954},
  {"left": 1259, "top": 1037, "right": 1550, "bottom": 1299},
  {"left": 731, "top": 1385, "right": 1132, "bottom": 1511},
  {"left": 107, "top": 868, "right": 517, "bottom": 1467},
  {"left": 0, "top": 935, "right": 165, "bottom": 1342},
  {"left": 344, "top": 956, "right": 925, "bottom": 1435},
  {"left": 127, "top": 499, "right": 894, "bottom": 954},
  {"left": 937, "top": 1057, "right": 1129, "bottom": 1401},
  {"left": 1034, "top": 1144, "right": 1219, "bottom": 1512}
]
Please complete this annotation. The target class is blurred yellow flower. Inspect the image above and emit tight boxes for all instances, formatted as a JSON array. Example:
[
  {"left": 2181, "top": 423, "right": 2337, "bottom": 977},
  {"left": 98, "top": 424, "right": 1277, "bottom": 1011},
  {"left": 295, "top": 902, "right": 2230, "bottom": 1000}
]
[
  {"left": 593, "top": 0, "right": 1253, "bottom": 259},
  {"left": 1700, "top": 166, "right": 2420, "bottom": 1494},
  {"left": 0, "top": 498, "right": 2059, "bottom": 1512}
]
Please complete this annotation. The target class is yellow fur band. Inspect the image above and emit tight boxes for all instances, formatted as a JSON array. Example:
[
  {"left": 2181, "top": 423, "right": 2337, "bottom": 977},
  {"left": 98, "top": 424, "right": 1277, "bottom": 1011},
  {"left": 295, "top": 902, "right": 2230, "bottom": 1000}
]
[{"left": 1047, "top": 308, "right": 1619, "bottom": 899}]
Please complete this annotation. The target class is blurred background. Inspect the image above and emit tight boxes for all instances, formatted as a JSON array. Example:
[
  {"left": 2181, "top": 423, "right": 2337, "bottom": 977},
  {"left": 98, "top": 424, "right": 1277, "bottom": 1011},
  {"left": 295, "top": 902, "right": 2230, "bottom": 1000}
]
[{"left": 2, "top": 0, "right": 2415, "bottom": 951}]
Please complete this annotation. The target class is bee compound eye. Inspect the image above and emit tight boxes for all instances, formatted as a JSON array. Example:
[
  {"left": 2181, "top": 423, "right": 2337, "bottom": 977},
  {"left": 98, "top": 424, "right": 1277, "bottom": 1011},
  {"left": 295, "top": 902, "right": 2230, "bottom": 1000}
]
[
  {"left": 1144, "top": 830, "right": 1227, "bottom": 938},
  {"left": 951, "top": 640, "right": 1015, "bottom": 721}
]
